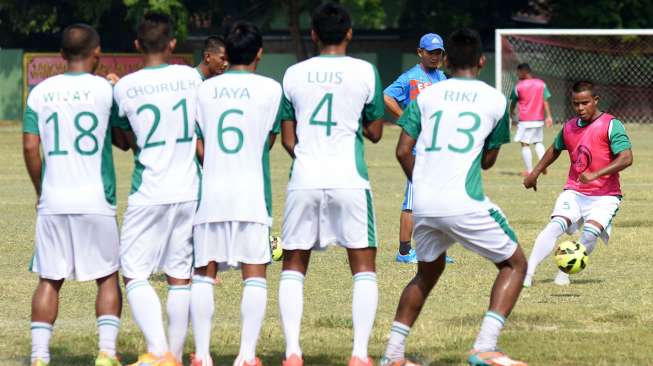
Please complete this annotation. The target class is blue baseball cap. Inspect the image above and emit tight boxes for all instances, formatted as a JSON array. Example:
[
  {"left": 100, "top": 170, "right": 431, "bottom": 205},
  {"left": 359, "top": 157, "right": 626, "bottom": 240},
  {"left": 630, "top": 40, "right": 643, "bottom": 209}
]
[{"left": 419, "top": 33, "right": 445, "bottom": 51}]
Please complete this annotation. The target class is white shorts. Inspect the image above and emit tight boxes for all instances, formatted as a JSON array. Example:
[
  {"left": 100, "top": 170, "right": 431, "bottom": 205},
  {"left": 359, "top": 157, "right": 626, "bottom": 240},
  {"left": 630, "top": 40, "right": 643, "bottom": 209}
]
[
  {"left": 193, "top": 221, "right": 271, "bottom": 269},
  {"left": 551, "top": 190, "right": 621, "bottom": 243},
  {"left": 413, "top": 205, "right": 518, "bottom": 264},
  {"left": 120, "top": 201, "right": 196, "bottom": 280},
  {"left": 31, "top": 214, "right": 120, "bottom": 281},
  {"left": 282, "top": 189, "right": 377, "bottom": 250},
  {"left": 514, "top": 124, "right": 543, "bottom": 144}
]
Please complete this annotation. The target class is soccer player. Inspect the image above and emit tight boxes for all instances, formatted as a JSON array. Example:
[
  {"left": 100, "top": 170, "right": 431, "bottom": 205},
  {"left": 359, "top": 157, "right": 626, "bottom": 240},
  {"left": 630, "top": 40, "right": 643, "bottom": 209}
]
[
  {"left": 189, "top": 21, "right": 282, "bottom": 366},
  {"left": 113, "top": 12, "right": 202, "bottom": 366},
  {"left": 195, "top": 35, "right": 228, "bottom": 80},
  {"left": 523, "top": 81, "right": 632, "bottom": 287},
  {"left": 380, "top": 28, "right": 528, "bottom": 366},
  {"left": 509, "top": 63, "right": 553, "bottom": 176},
  {"left": 384, "top": 33, "right": 448, "bottom": 264},
  {"left": 23, "top": 23, "right": 125, "bottom": 366},
  {"left": 277, "top": 3, "right": 384, "bottom": 366}
]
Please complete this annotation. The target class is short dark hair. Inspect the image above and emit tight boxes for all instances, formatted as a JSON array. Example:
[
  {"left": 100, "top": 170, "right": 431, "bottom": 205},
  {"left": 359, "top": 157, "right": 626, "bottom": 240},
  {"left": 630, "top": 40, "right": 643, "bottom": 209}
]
[
  {"left": 446, "top": 28, "right": 483, "bottom": 71},
  {"left": 203, "top": 35, "right": 225, "bottom": 54},
  {"left": 225, "top": 21, "right": 262, "bottom": 66},
  {"left": 61, "top": 23, "right": 100, "bottom": 61},
  {"left": 311, "top": 3, "right": 351, "bottom": 45},
  {"left": 137, "top": 12, "right": 173, "bottom": 53},
  {"left": 572, "top": 80, "right": 595, "bottom": 95},
  {"left": 517, "top": 63, "right": 531, "bottom": 72}
]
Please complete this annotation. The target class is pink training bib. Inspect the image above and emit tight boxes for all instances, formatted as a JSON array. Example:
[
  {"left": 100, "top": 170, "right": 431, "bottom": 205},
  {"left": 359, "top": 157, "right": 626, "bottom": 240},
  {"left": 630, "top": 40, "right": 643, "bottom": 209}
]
[
  {"left": 516, "top": 78, "right": 546, "bottom": 122},
  {"left": 562, "top": 113, "right": 622, "bottom": 196}
]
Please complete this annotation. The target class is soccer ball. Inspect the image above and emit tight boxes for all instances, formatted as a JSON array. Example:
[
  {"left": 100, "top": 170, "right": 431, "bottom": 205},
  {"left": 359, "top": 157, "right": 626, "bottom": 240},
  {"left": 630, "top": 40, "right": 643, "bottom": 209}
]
[
  {"left": 270, "top": 235, "right": 283, "bottom": 261},
  {"left": 555, "top": 240, "right": 588, "bottom": 274}
]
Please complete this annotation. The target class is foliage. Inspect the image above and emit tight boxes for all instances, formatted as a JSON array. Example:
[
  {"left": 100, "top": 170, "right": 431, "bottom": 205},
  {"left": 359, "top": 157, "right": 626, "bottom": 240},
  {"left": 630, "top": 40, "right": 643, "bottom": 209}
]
[
  {"left": 549, "top": 0, "right": 653, "bottom": 28},
  {"left": 123, "top": 0, "right": 190, "bottom": 41}
]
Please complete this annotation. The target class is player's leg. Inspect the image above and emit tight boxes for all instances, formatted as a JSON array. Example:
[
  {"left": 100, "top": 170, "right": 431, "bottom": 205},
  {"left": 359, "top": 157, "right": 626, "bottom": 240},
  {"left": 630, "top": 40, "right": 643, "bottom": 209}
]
[
  {"left": 190, "top": 262, "right": 217, "bottom": 366},
  {"left": 520, "top": 142, "right": 533, "bottom": 175},
  {"left": 235, "top": 263, "right": 268, "bottom": 366},
  {"left": 381, "top": 257, "right": 447, "bottom": 366},
  {"left": 120, "top": 205, "right": 170, "bottom": 360},
  {"left": 279, "top": 189, "right": 320, "bottom": 364},
  {"left": 30, "top": 214, "right": 71, "bottom": 365},
  {"left": 397, "top": 181, "right": 416, "bottom": 264},
  {"left": 347, "top": 247, "right": 378, "bottom": 365},
  {"left": 95, "top": 272, "right": 122, "bottom": 365},
  {"left": 533, "top": 126, "right": 547, "bottom": 174},
  {"left": 525, "top": 191, "right": 581, "bottom": 287},
  {"left": 164, "top": 201, "right": 196, "bottom": 363},
  {"left": 31, "top": 278, "right": 63, "bottom": 365}
]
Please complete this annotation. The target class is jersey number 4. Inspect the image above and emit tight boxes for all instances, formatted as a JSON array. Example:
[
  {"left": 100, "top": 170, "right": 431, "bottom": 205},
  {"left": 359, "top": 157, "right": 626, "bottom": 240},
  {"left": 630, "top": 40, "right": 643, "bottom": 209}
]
[{"left": 310, "top": 93, "right": 337, "bottom": 136}]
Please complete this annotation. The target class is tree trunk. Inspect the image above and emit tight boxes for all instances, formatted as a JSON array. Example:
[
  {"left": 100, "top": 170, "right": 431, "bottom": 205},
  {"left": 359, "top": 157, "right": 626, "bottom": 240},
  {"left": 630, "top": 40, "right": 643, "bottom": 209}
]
[{"left": 285, "top": 0, "right": 308, "bottom": 61}]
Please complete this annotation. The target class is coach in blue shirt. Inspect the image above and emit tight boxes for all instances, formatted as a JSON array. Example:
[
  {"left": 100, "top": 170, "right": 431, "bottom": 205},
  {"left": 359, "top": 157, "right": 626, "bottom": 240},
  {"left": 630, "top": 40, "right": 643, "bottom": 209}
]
[{"left": 384, "top": 33, "right": 452, "bottom": 265}]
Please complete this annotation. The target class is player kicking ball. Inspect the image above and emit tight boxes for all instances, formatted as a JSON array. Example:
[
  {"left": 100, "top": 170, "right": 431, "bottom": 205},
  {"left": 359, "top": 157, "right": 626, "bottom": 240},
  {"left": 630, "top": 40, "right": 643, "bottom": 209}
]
[
  {"left": 523, "top": 81, "right": 632, "bottom": 287},
  {"left": 113, "top": 12, "right": 203, "bottom": 366},
  {"left": 277, "top": 3, "right": 384, "bottom": 366},
  {"left": 380, "top": 28, "right": 528, "bottom": 366},
  {"left": 189, "top": 21, "right": 283, "bottom": 366},
  {"left": 23, "top": 24, "right": 128, "bottom": 366}
]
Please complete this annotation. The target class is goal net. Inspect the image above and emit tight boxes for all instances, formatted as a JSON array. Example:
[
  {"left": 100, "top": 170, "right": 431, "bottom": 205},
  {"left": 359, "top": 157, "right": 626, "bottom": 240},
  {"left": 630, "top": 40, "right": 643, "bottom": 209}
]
[{"left": 496, "top": 29, "right": 653, "bottom": 123}]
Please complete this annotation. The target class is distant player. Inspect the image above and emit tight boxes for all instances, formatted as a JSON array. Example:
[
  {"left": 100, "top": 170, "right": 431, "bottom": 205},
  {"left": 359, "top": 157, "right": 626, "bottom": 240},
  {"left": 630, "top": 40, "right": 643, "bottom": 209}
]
[
  {"left": 523, "top": 81, "right": 632, "bottom": 287},
  {"left": 195, "top": 35, "right": 228, "bottom": 80},
  {"left": 380, "top": 28, "right": 528, "bottom": 366},
  {"left": 384, "top": 33, "right": 448, "bottom": 264},
  {"left": 277, "top": 4, "right": 384, "bottom": 366},
  {"left": 23, "top": 24, "right": 125, "bottom": 366},
  {"left": 509, "top": 63, "right": 553, "bottom": 176},
  {"left": 113, "top": 12, "right": 202, "bottom": 366},
  {"left": 189, "top": 21, "right": 282, "bottom": 366}
]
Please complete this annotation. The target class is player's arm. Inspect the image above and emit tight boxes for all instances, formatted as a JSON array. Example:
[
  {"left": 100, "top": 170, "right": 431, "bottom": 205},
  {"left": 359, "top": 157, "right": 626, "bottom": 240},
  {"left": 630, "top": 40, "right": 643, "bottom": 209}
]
[
  {"left": 396, "top": 131, "right": 416, "bottom": 180},
  {"left": 23, "top": 133, "right": 42, "bottom": 198},
  {"left": 523, "top": 144, "right": 562, "bottom": 191},
  {"left": 110, "top": 102, "right": 136, "bottom": 151},
  {"left": 195, "top": 122, "right": 204, "bottom": 165},
  {"left": 384, "top": 94, "right": 403, "bottom": 119},
  {"left": 111, "top": 128, "right": 132, "bottom": 151},
  {"left": 543, "top": 84, "right": 553, "bottom": 127},
  {"left": 579, "top": 119, "right": 633, "bottom": 183},
  {"left": 509, "top": 87, "right": 518, "bottom": 126},
  {"left": 395, "top": 99, "right": 420, "bottom": 180},
  {"left": 281, "top": 120, "right": 297, "bottom": 158}
]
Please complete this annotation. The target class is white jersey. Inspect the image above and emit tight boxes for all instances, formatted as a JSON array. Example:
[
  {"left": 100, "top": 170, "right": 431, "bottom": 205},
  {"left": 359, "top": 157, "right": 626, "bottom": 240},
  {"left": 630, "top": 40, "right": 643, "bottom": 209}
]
[
  {"left": 23, "top": 72, "right": 117, "bottom": 216},
  {"left": 397, "top": 78, "right": 510, "bottom": 217},
  {"left": 194, "top": 71, "right": 282, "bottom": 226},
  {"left": 280, "top": 55, "right": 384, "bottom": 190},
  {"left": 113, "top": 64, "right": 202, "bottom": 206}
]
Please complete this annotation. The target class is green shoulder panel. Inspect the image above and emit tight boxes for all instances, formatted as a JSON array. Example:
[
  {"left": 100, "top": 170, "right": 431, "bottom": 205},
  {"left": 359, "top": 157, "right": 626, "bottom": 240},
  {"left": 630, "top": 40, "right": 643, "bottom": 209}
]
[
  {"left": 485, "top": 104, "right": 510, "bottom": 150},
  {"left": 23, "top": 105, "right": 40, "bottom": 135},
  {"left": 278, "top": 94, "right": 296, "bottom": 122},
  {"left": 362, "top": 64, "right": 384, "bottom": 123},
  {"left": 553, "top": 129, "right": 566, "bottom": 151},
  {"left": 609, "top": 119, "right": 632, "bottom": 154}
]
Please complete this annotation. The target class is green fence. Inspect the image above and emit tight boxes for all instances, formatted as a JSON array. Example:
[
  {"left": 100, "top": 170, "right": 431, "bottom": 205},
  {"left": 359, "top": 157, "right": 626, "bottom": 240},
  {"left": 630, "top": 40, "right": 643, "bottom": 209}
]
[{"left": 0, "top": 49, "right": 23, "bottom": 121}]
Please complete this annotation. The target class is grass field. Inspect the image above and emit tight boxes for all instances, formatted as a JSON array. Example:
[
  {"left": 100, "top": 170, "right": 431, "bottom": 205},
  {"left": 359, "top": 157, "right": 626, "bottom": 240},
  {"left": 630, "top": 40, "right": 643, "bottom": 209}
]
[{"left": 1, "top": 121, "right": 652, "bottom": 366}]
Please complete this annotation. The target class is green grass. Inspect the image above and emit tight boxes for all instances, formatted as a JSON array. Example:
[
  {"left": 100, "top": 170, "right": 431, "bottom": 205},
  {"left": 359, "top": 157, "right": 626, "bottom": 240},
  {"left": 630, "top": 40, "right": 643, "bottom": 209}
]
[{"left": 1, "top": 121, "right": 652, "bottom": 366}]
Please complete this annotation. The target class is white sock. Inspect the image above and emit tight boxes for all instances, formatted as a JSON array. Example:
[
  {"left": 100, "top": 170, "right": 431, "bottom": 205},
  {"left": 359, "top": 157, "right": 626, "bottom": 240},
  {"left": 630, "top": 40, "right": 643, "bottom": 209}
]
[
  {"left": 239, "top": 278, "right": 267, "bottom": 363},
  {"left": 279, "top": 270, "right": 304, "bottom": 359},
  {"left": 473, "top": 311, "right": 505, "bottom": 352},
  {"left": 191, "top": 275, "right": 215, "bottom": 359},
  {"left": 31, "top": 322, "right": 53, "bottom": 363},
  {"left": 521, "top": 146, "right": 533, "bottom": 173},
  {"left": 97, "top": 315, "right": 120, "bottom": 357},
  {"left": 581, "top": 223, "right": 601, "bottom": 255},
  {"left": 527, "top": 218, "right": 568, "bottom": 277},
  {"left": 383, "top": 321, "right": 410, "bottom": 361},
  {"left": 167, "top": 284, "right": 191, "bottom": 362},
  {"left": 534, "top": 142, "right": 546, "bottom": 160},
  {"left": 126, "top": 279, "right": 168, "bottom": 355},
  {"left": 352, "top": 272, "right": 378, "bottom": 360}
]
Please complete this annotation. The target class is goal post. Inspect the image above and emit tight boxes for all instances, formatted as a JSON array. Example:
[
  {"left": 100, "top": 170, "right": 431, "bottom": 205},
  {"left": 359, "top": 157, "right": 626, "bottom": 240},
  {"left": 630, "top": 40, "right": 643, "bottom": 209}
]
[{"left": 496, "top": 29, "right": 653, "bottom": 123}]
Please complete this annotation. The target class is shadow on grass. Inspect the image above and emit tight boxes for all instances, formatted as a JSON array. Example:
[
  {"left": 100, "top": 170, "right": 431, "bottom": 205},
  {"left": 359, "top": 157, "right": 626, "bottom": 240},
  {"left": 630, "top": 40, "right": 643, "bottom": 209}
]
[
  {"left": 538, "top": 278, "right": 603, "bottom": 285},
  {"left": 499, "top": 171, "right": 522, "bottom": 177}
]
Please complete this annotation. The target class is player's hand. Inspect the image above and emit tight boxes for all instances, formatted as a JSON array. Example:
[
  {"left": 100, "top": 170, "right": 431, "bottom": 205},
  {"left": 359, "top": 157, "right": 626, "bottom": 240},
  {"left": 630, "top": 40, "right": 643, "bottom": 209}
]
[
  {"left": 579, "top": 171, "right": 597, "bottom": 184},
  {"left": 523, "top": 173, "right": 538, "bottom": 191},
  {"left": 545, "top": 117, "right": 553, "bottom": 127},
  {"left": 106, "top": 73, "right": 120, "bottom": 85}
]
